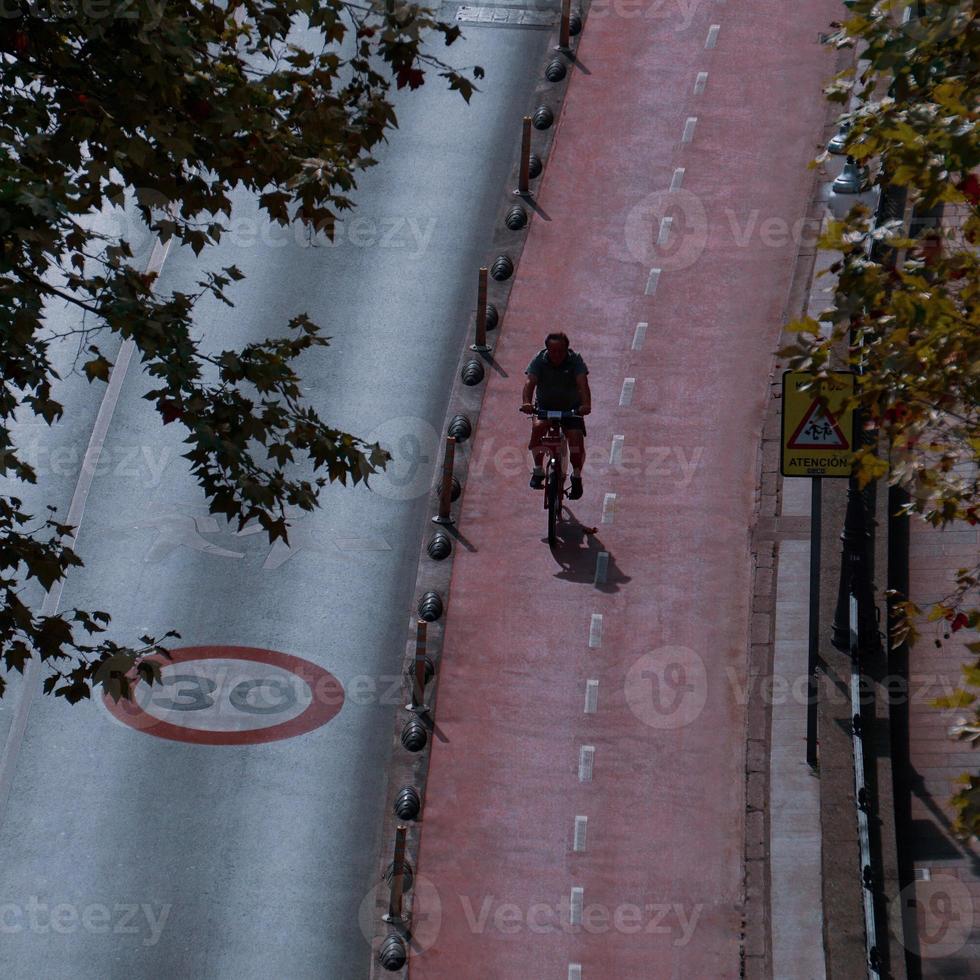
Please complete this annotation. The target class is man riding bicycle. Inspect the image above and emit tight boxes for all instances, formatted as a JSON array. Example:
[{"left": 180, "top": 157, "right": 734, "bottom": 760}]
[{"left": 520, "top": 332, "right": 591, "bottom": 500}]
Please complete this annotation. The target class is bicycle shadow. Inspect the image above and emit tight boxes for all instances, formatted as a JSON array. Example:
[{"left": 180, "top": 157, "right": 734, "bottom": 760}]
[{"left": 549, "top": 517, "right": 630, "bottom": 593}]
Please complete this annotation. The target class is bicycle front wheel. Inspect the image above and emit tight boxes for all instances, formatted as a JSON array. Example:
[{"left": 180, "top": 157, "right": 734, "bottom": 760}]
[{"left": 546, "top": 465, "right": 560, "bottom": 547}]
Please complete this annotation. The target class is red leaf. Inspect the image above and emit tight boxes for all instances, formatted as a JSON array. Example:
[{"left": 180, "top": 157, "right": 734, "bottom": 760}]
[
  {"left": 951, "top": 613, "right": 969, "bottom": 633},
  {"left": 959, "top": 173, "right": 980, "bottom": 207},
  {"left": 159, "top": 399, "right": 183, "bottom": 425},
  {"left": 396, "top": 67, "right": 425, "bottom": 90}
]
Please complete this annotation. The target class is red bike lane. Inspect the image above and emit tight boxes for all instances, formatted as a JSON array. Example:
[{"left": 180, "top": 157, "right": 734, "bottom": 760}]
[{"left": 412, "top": 2, "right": 840, "bottom": 975}]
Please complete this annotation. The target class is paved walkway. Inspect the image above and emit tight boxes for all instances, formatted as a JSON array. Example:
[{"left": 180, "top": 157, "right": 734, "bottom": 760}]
[{"left": 412, "top": 2, "right": 841, "bottom": 975}]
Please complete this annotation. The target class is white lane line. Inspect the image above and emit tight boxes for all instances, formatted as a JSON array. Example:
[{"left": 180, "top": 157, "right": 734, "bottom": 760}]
[
  {"left": 632, "top": 322, "right": 648, "bottom": 350},
  {"left": 694, "top": 71, "right": 709, "bottom": 95},
  {"left": 573, "top": 815, "right": 588, "bottom": 853},
  {"left": 570, "top": 887, "right": 584, "bottom": 925},
  {"left": 0, "top": 236, "right": 173, "bottom": 826},
  {"left": 609, "top": 435, "right": 624, "bottom": 467},
  {"left": 644, "top": 268, "right": 661, "bottom": 295},
  {"left": 579, "top": 745, "right": 595, "bottom": 781},
  {"left": 588, "top": 613, "right": 603, "bottom": 648},
  {"left": 594, "top": 551, "right": 609, "bottom": 585},
  {"left": 657, "top": 216, "right": 672, "bottom": 247},
  {"left": 705, "top": 24, "right": 720, "bottom": 48},
  {"left": 601, "top": 492, "right": 616, "bottom": 525},
  {"left": 620, "top": 377, "right": 635, "bottom": 407},
  {"left": 682, "top": 117, "right": 698, "bottom": 143},
  {"left": 569, "top": 966, "right": 583, "bottom": 980},
  {"left": 584, "top": 679, "right": 599, "bottom": 713},
  {"left": 670, "top": 167, "right": 685, "bottom": 190}
]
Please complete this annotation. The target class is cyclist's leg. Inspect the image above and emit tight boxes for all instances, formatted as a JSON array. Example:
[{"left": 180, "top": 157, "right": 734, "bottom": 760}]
[
  {"left": 566, "top": 427, "right": 585, "bottom": 500},
  {"left": 528, "top": 419, "right": 548, "bottom": 488},
  {"left": 528, "top": 420, "right": 549, "bottom": 466}
]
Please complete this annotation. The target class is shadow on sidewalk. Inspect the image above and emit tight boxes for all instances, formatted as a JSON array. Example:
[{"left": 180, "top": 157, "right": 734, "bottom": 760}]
[
  {"left": 908, "top": 765, "right": 980, "bottom": 876},
  {"left": 549, "top": 518, "right": 630, "bottom": 593}
]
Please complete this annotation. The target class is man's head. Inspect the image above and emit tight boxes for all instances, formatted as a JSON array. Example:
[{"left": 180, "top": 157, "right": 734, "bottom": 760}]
[{"left": 545, "top": 332, "right": 570, "bottom": 365}]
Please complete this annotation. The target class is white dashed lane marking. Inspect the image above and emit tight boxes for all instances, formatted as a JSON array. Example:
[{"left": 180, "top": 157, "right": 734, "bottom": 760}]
[
  {"left": 594, "top": 551, "right": 609, "bottom": 585},
  {"left": 579, "top": 745, "right": 595, "bottom": 781},
  {"left": 632, "top": 322, "right": 648, "bottom": 350},
  {"left": 694, "top": 71, "right": 708, "bottom": 94},
  {"left": 584, "top": 679, "right": 599, "bottom": 714},
  {"left": 682, "top": 117, "right": 697, "bottom": 143},
  {"left": 588, "top": 613, "right": 603, "bottom": 648},
  {"left": 609, "top": 435, "right": 624, "bottom": 467},
  {"left": 706, "top": 24, "right": 720, "bottom": 48}
]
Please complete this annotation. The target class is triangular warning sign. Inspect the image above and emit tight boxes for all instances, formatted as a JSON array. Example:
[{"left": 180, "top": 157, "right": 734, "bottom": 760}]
[{"left": 788, "top": 399, "right": 850, "bottom": 449}]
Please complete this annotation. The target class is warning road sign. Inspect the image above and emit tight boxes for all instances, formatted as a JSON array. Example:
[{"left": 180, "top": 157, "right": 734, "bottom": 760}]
[
  {"left": 781, "top": 371, "right": 855, "bottom": 478},
  {"left": 788, "top": 400, "right": 850, "bottom": 450}
]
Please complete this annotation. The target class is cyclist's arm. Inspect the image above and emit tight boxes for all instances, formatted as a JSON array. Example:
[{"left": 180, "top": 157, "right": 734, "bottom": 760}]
[
  {"left": 576, "top": 373, "right": 592, "bottom": 415},
  {"left": 522, "top": 373, "right": 537, "bottom": 409}
]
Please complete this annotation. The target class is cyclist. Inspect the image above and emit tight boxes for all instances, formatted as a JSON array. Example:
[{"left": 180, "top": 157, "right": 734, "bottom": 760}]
[{"left": 520, "top": 332, "right": 591, "bottom": 500}]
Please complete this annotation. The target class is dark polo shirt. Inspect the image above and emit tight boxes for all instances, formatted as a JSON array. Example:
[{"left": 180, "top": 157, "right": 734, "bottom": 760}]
[{"left": 526, "top": 349, "right": 589, "bottom": 411}]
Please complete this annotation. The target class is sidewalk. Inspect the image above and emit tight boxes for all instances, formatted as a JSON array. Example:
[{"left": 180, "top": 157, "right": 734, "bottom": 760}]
[
  {"left": 891, "top": 199, "right": 980, "bottom": 976},
  {"left": 406, "top": 1, "right": 842, "bottom": 977},
  {"left": 905, "top": 517, "right": 980, "bottom": 974}
]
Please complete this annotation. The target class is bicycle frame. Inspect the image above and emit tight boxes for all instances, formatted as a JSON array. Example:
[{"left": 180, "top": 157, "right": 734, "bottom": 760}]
[
  {"left": 533, "top": 409, "right": 576, "bottom": 546},
  {"left": 539, "top": 423, "right": 568, "bottom": 508}
]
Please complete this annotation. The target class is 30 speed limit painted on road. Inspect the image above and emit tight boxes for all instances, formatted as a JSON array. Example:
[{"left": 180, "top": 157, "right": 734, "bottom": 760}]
[{"left": 102, "top": 646, "right": 345, "bottom": 745}]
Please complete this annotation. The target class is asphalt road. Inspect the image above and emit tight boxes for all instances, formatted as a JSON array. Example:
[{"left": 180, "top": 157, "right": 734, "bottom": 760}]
[{"left": 0, "top": 15, "right": 551, "bottom": 979}]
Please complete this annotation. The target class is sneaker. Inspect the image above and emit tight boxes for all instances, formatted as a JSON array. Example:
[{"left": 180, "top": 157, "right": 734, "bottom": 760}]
[
  {"left": 529, "top": 472, "right": 545, "bottom": 490},
  {"left": 568, "top": 475, "right": 583, "bottom": 500}
]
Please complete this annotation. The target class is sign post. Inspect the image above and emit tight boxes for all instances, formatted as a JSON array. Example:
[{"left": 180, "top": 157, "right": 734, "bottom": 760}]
[{"left": 781, "top": 371, "right": 855, "bottom": 769}]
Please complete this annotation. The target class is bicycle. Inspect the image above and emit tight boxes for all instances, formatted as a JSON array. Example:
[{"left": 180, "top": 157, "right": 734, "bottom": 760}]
[{"left": 530, "top": 408, "right": 579, "bottom": 547}]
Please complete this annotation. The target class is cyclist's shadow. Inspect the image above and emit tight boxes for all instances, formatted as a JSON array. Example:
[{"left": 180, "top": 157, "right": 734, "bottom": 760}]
[{"left": 549, "top": 515, "right": 630, "bottom": 593}]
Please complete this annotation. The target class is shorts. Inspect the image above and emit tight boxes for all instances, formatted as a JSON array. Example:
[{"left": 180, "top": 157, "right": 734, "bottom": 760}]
[{"left": 537, "top": 415, "right": 586, "bottom": 437}]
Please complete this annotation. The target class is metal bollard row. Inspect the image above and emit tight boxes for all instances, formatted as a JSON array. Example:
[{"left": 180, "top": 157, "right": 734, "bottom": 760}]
[
  {"left": 545, "top": 57, "right": 567, "bottom": 82},
  {"left": 401, "top": 717, "right": 427, "bottom": 752},
  {"left": 432, "top": 437, "right": 457, "bottom": 525},
  {"left": 382, "top": 825, "right": 410, "bottom": 928},
  {"left": 405, "top": 619, "right": 435, "bottom": 713},
  {"left": 460, "top": 359, "right": 485, "bottom": 387},
  {"left": 394, "top": 786, "right": 421, "bottom": 821},
  {"left": 417, "top": 590, "right": 444, "bottom": 621},
  {"left": 378, "top": 933, "right": 406, "bottom": 971},
  {"left": 532, "top": 105, "right": 554, "bottom": 130}
]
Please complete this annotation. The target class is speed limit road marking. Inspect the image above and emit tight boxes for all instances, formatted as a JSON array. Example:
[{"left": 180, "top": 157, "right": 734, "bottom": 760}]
[{"left": 102, "top": 646, "right": 345, "bottom": 745}]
